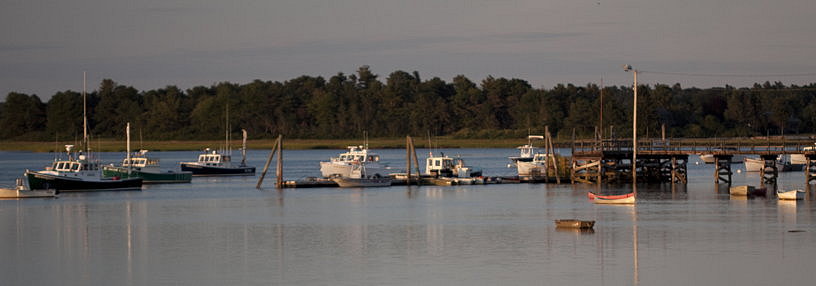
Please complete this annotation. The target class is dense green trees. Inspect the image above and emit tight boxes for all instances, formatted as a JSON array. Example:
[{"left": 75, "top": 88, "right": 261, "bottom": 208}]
[{"left": 1, "top": 67, "right": 815, "bottom": 141}]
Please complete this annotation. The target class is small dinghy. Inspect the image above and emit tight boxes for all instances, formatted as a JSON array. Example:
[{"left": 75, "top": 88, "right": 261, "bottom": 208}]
[
  {"left": 554, "top": 219, "right": 595, "bottom": 229},
  {"left": 777, "top": 189, "right": 805, "bottom": 200},
  {"left": 0, "top": 178, "right": 56, "bottom": 198},
  {"left": 593, "top": 193, "right": 635, "bottom": 204}
]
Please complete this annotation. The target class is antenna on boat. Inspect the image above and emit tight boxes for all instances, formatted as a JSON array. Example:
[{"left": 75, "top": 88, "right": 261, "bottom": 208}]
[
  {"left": 427, "top": 130, "right": 432, "bottom": 156},
  {"left": 225, "top": 103, "right": 230, "bottom": 156}
]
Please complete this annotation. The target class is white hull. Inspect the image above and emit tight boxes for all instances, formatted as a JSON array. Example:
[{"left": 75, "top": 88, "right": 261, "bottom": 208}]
[
  {"left": 332, "top": 177, "right": 392, "bottom": 188},
  {"left": 777, "top": 189, "right": 805, "bottom": 200},
  {"left": 744, "top": 158, "right": 790, "bottom": 172},
  {"left": 593, "top": 196, "right": 635, "bottom": 204},
  {"left": 791, "top": 154, "right": 807, "bottom": 165},
  {"left": 517, "top": 161, "right": 546, "bottom": 176},
  {"left": 700, "top": 154, "right": 745, "bottom": 164},
  {"left": 0, "top": 187, "right": 56, "bottom": 198},
  {"left": 320, "top": 162, "right": 389, "bottom": 178}
]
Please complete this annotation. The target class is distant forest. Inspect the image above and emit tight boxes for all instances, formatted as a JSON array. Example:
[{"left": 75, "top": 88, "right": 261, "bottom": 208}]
[{"left": 2, "top": 66, "right": 816, "bottom": 141}]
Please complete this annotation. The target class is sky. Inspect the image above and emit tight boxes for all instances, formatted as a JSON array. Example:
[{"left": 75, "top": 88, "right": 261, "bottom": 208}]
[{"left": 1, "top": 0, "right": 815, "bottom": 99}]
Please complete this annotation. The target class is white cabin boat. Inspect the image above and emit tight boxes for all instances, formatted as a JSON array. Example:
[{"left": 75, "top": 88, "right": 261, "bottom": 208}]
[
  {"left": 517, "top": 153, "right": 552, "bottom": 177},
  {"left": 425, "top": 153, "right": 482, "bottom": 178},
  {"left": 508, "top": 135, "right": 548, "bottom": 176},
  {"left": 320, "top": 145, "right": 390, "bottom": 178},
  {"left": 508, "top": 135, "right": 544, "bottom": 163},
  {"left": 180, "top": 128, "right": 256, "bottom": 176}
]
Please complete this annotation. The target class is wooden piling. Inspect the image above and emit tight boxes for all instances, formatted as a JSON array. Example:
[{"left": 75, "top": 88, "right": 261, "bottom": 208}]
[{"left": 256, "top": 135, "right": 282, "bottom": 189}]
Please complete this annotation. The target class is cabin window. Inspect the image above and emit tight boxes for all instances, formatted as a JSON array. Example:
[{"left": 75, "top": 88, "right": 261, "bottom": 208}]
[{"left": 435, "top": 160, "right": 441, "bottom": 167}]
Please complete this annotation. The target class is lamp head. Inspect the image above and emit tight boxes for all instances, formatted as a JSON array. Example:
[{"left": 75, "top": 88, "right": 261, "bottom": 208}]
[{"left": 623, "top": 64, "right": 632, "bottom": 72}]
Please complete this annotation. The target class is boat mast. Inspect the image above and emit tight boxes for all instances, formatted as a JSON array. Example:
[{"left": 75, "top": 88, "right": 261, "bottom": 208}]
[
  {"left": 83, "top": 71, "right": 88, "bottom": 153},
  {"left": 241, "top": 129, "right": 247, "bottom": 166},
  {"left": 127, "top": 122, "right": 132, "bottom": 174}
]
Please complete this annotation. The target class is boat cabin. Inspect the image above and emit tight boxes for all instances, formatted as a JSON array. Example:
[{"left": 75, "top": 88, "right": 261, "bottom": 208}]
[
  {"left": 50, "top": 158, "right": 99, "bottom": 173},
  {"left": 197, "top": 152, "right": 231, "bottom": 166},
  {"left": 425, "top": 155, "right": 458, "bottom": 177},
  {"left": 331, "top": 146, "right": 380, "bottom": 163},
  {"left": 122, "top": 157, "right": 159, "bottom": 169}
]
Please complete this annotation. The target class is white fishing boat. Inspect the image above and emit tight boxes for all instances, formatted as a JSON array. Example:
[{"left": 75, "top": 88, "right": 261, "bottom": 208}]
[
  {"left": 0, "top": 178, "right": 56, "bottom": 198},
  {"left": 744, "top": 157, "right": 791, "bottom": 172},
  {"left": 331, "top": 163, "right": 392, "bottom": 187},
  {"left": 517, "top": 153, "right": 552, "bottom": 177},
  {"left": 508, "top": 135, "right": 543, "bottom": 162},
  {"left": 180, "top": 125, "right": 256, "bottom": 176},
  {"left": 425, "top": 152, "right": 482, "bottom": 178},
  {"left": 320, "top": 145, "right": 390, "bottom": 178},
  {"left": 777, "top": 189, "right": 805, "bottom": 200}
]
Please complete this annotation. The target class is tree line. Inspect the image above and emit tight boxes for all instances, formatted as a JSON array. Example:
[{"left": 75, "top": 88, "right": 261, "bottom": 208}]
[{"left": 2, "top": 66, "right": 816, "bottom": 142}]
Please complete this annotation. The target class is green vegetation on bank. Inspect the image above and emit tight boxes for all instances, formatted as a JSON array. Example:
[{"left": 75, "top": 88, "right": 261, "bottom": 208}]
[
  {"left": 2, "top": 66, "right": 816, "bottom": 144},
  {"left": 0, "top": 138, "right": 542, "bottom": 152}
]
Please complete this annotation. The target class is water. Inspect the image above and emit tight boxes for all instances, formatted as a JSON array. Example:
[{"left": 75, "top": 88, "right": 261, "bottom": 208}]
[{"left": 2, "top": 149, "right": 816, "bottom": 285}]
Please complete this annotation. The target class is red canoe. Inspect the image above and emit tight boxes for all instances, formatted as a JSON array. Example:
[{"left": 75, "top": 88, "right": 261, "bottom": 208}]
[{"left": 587, "top": 192, "right": 635, "bottom": 200}]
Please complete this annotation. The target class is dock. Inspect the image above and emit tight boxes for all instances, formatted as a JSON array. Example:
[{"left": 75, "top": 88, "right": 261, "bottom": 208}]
[{"left": 571, "top": 138, "right": 816, "bottom": 185}]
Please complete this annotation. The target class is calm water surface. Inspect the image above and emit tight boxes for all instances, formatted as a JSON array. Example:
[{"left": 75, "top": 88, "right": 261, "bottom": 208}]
[{"left": 2, "top": 149, "right": 816, "bottom": 285}]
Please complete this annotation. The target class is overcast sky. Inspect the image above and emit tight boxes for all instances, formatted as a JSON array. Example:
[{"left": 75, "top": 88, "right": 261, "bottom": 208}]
[{"left": 2, "top": 0, "right": 815, "bottom": 98}]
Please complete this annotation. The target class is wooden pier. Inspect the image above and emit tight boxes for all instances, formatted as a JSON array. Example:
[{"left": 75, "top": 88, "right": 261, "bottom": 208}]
[{"left": 572, "top": 138, "right": 816, "bottom": 186}]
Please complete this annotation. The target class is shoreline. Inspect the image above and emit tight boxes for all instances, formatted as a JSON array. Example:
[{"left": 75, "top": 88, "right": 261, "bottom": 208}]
[
  {"left": 0, "top": 138, "right": 535, "bottom": 152},
  {"left": 2, "top": 136, "right": 813, "bottom": 152}
]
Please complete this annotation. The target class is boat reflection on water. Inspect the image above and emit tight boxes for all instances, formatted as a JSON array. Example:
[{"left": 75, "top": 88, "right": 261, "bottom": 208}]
[{"left": 555, "top": 227, "right": 595, "bottom": 234}]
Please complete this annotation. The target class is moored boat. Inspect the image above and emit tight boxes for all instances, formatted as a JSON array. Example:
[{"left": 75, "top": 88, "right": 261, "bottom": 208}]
[
  {"left": 0, "top": 178, "right": 56, "bottom": 198},
  {"left": 777, "top": 189, "right": 805, "bottom": 200},
  {"left": 554, "top": 219, "right": 595, "bottom": 229},
  {"left": 26, "top": 145, "right": 143, "bottom": 192},
  {"left": 331, "top": 162, "right": 392, "bottom": 187},
  {"left": 593, "top": 193, "right": 636, "bottom": 204},
  {"left": 744, "top": 157, "right": 791, "bottom": 172},
  {"left": 25, "top": 75, "right": 142, "bottom": 192},
  {"left": 103, "top": 123, "right": 192, "bottom": 183},
  {"left": 508, "top": 135, "right": 548, "bottom": 177},
  {"left": 587, "top": 192, "right": 635, "bottom": 200},
  {"left": 425, "top": 152, "right": 482, "bottom": 178},
  {"left": 104, "top": 151, "right": 192, "bottom": 183},
  {"left": 729, "top": 185, "right": 766, "bottom": 196},
  {"left": 180, "top": 128, "right": 256, "bottom": 176},
  {"left": 320, "top": 145, "right": 390, "bottom": 178},
  {"left": 332, "top": 176, "right": 392, "bottom": 188}
]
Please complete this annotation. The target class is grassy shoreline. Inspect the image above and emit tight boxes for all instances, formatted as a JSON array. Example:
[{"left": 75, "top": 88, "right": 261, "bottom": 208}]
[
  {"left": 2, "top": 136, "right": 813, "bottom": 152},
  {"left": 0, "top": 138, "right": 536, "bottom": 152}
]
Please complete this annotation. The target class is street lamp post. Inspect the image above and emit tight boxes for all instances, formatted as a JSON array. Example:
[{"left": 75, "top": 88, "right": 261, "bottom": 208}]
[{"left": 624, "top": 65, "right": 637, "bottom": 188}]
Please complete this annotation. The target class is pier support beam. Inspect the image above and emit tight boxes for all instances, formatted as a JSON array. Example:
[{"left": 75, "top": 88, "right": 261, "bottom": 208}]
[
  {"left": 671, "top": 156, "right": 688, "bottom": 184},
  {"left": 571, "top": 156, "right": 603, "bottom": 184},
  {"left": 806, "top": 154, "right": 816, "bottom": 184},
  {"left": 760, "top": 154, "right": 779, "bottom": 185},
  {"left": 714, "top": 155, "right": 732, "bottom": 184}
]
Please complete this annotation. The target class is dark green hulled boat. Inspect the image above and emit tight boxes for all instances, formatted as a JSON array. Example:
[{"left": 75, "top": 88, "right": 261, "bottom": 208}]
[
  {"left": 103, "top": 151, "right": 192, "bottom": 183},
  {"left": 103, "top": 123, "right": 192, "bottom": 184}
]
